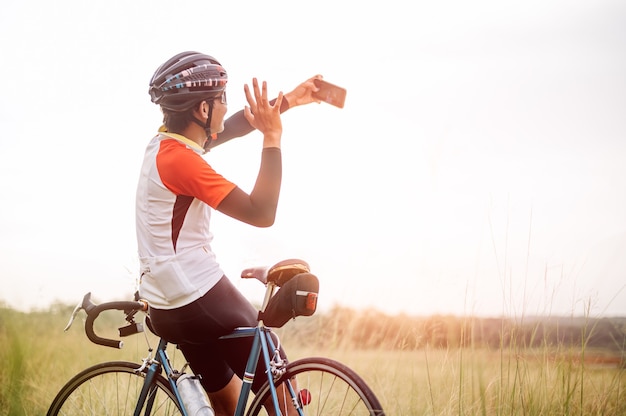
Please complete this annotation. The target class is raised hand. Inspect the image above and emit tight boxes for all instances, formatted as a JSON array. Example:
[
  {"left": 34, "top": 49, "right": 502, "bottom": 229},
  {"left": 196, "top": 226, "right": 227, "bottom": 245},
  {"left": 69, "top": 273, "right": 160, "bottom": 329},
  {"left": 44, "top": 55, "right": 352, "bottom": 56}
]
[
  {"left": 244, "top": 78, "right": 283, "bottom": 148},
  {"left": 284, "top": 75, "right": 324, "bottom": 107}
]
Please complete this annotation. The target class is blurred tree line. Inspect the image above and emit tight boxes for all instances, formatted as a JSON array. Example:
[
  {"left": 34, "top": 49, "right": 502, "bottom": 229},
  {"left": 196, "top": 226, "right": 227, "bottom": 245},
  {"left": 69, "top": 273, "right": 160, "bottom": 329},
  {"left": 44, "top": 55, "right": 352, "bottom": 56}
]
[
  {"left": 277, "top": 306, "right": 626, "bottom": 355},
  {"left": 2, "top": 301, "right": 624, "bottom": 358}
]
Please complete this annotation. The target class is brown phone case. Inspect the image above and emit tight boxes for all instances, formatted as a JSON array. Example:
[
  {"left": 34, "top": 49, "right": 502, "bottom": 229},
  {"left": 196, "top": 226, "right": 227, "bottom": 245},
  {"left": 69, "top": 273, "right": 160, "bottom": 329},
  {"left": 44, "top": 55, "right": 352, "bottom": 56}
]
[{"left": 313, "top": 79, "right": 347, "bottom": 108}]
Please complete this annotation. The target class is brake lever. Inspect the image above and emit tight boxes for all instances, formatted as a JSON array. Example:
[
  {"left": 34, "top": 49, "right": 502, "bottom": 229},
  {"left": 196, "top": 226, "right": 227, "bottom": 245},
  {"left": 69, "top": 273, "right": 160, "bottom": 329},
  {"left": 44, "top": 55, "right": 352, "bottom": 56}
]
[
  {"left": 64, "top": 292, "right": 95, "bottom": 332},
  {"left": 64, "top": 300, "right": 84, "bottom": 332}
]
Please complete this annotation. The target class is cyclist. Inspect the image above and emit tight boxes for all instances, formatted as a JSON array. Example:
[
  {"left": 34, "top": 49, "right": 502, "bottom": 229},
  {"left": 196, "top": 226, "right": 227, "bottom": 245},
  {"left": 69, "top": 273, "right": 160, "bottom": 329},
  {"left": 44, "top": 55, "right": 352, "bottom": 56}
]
[{"left": 136, "top": 51, "right": 320, "bottom": 415}]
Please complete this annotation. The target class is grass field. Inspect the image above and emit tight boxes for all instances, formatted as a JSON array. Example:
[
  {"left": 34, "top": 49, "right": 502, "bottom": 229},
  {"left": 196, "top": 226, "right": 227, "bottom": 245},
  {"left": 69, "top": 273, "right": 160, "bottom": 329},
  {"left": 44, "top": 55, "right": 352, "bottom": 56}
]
[{"left": 1, "top": 304, "right": 625, "bottom": 415}]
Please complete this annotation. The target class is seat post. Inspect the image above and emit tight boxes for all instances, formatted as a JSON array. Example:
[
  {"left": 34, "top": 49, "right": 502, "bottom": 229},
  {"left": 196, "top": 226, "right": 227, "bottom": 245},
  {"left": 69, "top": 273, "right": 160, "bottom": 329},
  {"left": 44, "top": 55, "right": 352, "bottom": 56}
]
[{"left": 260, "top": 282, "right": 278, "bottom": 315}]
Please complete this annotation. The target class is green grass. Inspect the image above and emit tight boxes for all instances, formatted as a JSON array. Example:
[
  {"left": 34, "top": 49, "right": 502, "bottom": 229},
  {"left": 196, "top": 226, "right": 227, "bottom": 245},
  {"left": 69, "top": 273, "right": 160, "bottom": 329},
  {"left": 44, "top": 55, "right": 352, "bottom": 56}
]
[{"left": 1, "top": 305, "right": 625, "bottom": 415}]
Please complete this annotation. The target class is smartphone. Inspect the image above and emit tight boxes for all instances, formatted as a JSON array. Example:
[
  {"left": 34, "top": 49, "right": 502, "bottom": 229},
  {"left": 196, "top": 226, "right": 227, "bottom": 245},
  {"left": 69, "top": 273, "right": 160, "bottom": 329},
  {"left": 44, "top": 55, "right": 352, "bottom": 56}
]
[{"left": 313, "top": 79, "right": 347, "bottom": 108}]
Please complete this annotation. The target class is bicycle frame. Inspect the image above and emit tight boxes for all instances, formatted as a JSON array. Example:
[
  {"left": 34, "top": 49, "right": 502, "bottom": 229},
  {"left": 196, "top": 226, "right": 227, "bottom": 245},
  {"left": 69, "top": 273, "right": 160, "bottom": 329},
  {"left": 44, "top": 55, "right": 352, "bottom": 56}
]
[
  {"left": 50, "top": 260, "right": 384, "bottom": 415},
  {"left": 221, "top": 326, "right": 288, "bottom": 415},
  {"left": 134, "top": 322, "right": 297, "bottom": 416}
]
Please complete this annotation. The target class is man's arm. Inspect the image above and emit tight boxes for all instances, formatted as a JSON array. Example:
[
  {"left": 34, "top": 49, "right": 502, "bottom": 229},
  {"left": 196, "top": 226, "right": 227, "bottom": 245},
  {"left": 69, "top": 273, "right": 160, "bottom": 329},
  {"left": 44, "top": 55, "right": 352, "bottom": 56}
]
[
  {"left": 204, "top": 75, "right": 321, "bottom": 152},
  {"left": 215, "top": 79, "right": 284, "bottom": 227}
]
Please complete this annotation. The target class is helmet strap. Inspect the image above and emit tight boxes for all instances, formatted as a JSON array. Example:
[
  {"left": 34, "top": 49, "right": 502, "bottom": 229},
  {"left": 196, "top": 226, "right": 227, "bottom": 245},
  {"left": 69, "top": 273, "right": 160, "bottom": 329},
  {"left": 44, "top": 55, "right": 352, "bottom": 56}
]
[
  {"left": 191, "top": 101, "right": 214, "bottom": 138},
  {"left": 205, "top": 103, "right": 214, "bottom": 137}
]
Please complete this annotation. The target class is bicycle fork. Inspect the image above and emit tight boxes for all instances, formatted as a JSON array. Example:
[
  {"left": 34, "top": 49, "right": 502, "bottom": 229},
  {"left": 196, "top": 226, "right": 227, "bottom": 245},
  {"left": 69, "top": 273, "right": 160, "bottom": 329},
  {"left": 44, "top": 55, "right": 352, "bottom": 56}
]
[{"left": 134, "top": 339, "right": 189, "bottom": 416}]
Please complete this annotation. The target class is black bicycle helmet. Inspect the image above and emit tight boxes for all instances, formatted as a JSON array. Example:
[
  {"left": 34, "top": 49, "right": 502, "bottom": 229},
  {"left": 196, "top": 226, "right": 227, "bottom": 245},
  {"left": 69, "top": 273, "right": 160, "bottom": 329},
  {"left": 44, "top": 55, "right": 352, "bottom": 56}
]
[{"left": 149, "top": 51, "right": 227, "bottom": 112}]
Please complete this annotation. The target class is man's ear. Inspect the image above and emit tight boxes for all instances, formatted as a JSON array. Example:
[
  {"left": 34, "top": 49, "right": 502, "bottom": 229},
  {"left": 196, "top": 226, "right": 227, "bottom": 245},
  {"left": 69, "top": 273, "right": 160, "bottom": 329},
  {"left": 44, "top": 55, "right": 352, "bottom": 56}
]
[
  {"left": 200, "top": 101, "right": 210, "bottom": 118},
  {"left": 194, "top": 101, "right": 208, "bottom": 119}
]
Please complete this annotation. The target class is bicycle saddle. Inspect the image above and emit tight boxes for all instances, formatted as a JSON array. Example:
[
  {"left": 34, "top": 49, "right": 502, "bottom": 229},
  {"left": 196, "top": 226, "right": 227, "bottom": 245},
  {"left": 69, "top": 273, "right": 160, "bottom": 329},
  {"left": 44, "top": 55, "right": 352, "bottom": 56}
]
[{"left": 241, "top": 258, "right": 310, "bottom": 287}]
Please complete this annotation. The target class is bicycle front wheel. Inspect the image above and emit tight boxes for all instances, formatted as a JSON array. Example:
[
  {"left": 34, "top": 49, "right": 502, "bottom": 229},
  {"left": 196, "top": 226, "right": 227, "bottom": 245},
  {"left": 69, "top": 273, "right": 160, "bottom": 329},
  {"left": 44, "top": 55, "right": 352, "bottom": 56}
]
[
  {"left": 47, "top": 361, "right": 181, "bottom": 415},
  {"left": 247, "top": 356, "right": 385, "bottom": 415}
]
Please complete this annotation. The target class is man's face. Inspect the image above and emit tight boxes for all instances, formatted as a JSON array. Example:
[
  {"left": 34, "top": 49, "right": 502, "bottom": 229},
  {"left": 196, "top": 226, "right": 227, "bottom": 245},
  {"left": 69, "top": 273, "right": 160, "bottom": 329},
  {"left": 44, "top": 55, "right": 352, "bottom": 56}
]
[{"left": 210, "top": 91, "right": 228, "bottom": 134}]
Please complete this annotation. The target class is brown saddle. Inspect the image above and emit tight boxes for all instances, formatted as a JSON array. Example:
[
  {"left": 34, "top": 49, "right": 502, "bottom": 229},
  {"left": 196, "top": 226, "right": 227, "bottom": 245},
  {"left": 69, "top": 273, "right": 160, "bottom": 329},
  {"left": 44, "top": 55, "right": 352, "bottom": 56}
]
[{"left": 241, "top": 258, "right": 310, "bottom": 287}]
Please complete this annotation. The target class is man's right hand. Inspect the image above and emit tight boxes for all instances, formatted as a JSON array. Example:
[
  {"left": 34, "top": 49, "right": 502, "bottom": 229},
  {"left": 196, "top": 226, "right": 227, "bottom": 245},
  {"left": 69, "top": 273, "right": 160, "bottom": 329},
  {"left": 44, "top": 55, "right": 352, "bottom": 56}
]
[{"left": 244, "top": 78, "right": 283, "bottom": 149}]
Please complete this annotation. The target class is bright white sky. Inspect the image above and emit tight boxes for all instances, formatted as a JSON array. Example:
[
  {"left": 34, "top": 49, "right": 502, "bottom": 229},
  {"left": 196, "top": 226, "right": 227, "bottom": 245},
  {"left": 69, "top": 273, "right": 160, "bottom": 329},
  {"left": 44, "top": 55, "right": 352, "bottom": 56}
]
[{"left": 1, "top": 0, "right": 625, "bottom": 318}]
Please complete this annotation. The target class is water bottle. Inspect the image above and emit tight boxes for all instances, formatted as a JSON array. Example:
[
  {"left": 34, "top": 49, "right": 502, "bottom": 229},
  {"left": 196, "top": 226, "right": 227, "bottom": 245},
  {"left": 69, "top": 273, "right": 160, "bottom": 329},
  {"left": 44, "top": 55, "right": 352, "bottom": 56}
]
[{"left": 176, "top": 374, "right": 214, "bottom": 416}]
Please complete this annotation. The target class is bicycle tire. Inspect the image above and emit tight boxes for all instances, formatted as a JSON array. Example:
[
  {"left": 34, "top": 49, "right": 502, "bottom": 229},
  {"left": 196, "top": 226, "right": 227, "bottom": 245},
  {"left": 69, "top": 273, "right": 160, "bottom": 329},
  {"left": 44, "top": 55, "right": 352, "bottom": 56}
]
[
  {"left": 47, "top": 361, "right": 182, "bottom": 415},
  {"left": 247, "top": 356, "right": 385, "bottom": 415}
]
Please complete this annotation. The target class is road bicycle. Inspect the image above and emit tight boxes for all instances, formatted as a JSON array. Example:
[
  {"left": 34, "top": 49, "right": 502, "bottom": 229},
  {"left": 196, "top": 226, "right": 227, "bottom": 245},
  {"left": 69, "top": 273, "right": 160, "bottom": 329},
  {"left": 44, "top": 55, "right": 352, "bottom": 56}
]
[{"left": 47, "top": 258, "right": 386, "bottom": 415}]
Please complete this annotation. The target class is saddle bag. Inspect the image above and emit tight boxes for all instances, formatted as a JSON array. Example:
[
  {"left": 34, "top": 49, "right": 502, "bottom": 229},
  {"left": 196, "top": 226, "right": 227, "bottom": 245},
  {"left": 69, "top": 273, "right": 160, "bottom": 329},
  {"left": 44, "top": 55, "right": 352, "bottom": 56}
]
[{"left": 260, "top": 273, "right": 319, "bottom": 328}]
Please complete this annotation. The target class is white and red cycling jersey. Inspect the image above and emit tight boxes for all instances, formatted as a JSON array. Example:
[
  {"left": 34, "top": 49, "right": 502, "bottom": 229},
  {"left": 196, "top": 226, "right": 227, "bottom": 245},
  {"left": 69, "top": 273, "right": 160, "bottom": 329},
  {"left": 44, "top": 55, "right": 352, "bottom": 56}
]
[{"left": 136, "top": 132, "right": 236, "bottom": 309}]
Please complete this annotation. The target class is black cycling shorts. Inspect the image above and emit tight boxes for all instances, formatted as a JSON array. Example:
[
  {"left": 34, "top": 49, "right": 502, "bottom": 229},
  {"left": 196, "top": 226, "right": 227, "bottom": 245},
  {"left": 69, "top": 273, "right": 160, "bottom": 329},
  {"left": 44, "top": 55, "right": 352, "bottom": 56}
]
[{"left": 149, "top": 275, "right": 286, "bottom": 393}]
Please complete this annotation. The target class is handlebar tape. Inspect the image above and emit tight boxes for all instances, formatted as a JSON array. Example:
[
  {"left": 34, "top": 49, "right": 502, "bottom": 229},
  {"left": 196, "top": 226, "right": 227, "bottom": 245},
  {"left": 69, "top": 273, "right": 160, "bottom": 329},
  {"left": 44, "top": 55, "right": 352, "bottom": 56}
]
[{"left": 84, "top": 301, "right": 147, "bottom": 349}]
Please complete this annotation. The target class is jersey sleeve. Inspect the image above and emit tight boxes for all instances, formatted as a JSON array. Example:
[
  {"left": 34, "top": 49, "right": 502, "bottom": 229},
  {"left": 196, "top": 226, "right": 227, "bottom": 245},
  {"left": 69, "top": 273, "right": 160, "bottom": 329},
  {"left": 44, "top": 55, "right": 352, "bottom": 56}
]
[{"left": 156, "top": 139, "right": 236, "bottom": 208}]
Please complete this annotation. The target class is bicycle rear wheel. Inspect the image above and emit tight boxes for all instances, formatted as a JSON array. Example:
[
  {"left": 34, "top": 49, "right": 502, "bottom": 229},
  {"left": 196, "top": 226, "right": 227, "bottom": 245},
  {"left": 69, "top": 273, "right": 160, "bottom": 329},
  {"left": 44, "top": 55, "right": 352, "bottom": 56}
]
[
  {"left": 47, "top": 361, "right": 181, "bottom": 415},
  {"left": 247, "top": 356, "right": 385, "bottom": 415}
]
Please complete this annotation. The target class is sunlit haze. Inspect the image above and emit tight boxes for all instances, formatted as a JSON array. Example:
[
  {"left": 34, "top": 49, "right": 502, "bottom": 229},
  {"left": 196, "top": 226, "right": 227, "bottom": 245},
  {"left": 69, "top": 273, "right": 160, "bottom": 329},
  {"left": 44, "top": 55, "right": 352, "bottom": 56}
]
[{"left": 1, "top": 0, "right": 625, "bottom": 317}]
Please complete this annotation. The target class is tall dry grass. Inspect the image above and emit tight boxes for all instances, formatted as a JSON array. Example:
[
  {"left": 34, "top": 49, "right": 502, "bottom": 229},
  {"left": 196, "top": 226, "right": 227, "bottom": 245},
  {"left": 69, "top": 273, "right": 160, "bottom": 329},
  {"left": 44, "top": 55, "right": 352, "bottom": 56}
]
[{"left": 1, "top": 303, "right": 625, "bottom": 415}]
